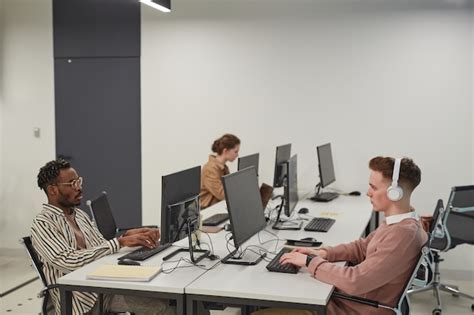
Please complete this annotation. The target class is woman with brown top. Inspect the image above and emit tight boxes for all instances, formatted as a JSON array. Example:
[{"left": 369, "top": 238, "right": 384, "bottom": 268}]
[{"left": 200, "top": 134, "right": 240, "bottom": 209}]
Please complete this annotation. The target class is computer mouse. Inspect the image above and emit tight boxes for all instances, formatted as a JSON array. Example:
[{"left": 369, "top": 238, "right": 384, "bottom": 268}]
[
  {"left": 208, "top": 254, "right": 218, "bottom": 261},
  {"left": 301, "top": 237, "right": 318, "bottom": 242},
  {"left": 118, "top": 258, "right": 141, "bottom": 266},
  {"left": 298, "top": 207, "right": 309, "bottom": 214},
  {"left": 349, "top": 191, "right": 361, "bottom": 196}
]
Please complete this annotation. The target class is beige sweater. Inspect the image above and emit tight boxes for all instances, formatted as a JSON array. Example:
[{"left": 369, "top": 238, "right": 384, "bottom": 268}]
[
  {"left": 308, "top": 218, "right": 427, "bottom": 315},
  {"left": 200, "top": 155, "right": 230, "bottom": 209}
]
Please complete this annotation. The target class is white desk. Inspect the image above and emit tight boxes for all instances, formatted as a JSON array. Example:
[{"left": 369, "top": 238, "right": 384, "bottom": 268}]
[
  {"left": 58, "top": 240, "right": 219, "bottom": 315},
  {"left": 186, "top": 195, "right": 372, "bottom": 315},
  {"left": 58, "top": 195, "right": 372, "bottom": 315}
]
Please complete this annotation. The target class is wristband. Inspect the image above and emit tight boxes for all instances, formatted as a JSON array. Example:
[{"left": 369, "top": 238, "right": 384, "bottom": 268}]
[{"left": 306, "top": 255, "right": 315, "bottom": 267}]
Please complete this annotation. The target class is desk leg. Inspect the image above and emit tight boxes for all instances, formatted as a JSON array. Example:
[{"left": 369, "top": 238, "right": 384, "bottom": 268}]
[
  {"left": 241, "top": 305, "right": 252, "bottom": 315},
  {"left": 176, "top": 295, "right": 185, "bottom": 315},
  {"left": 60, "top": 287, "right": 73, "bottom": 315},
  {"left": 186, "top": 296, "right": 196, "bottom": 315}
]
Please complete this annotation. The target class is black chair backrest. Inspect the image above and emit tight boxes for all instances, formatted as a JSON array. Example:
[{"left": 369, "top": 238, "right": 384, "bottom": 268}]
[
  {"left": 451, "top": 185, "right": 474, "bottom": 208},
  {"left": 22, "top": 236, "right": 48, "bottom": 287},
  {"left": 446, "top": 185, "right": 474, "bottom": 246},
  {"left": 430, "top": 199, "right": 444, "bottom": 233},
  {"left": 89, "top": 192, "right": 118, "bottom": 240},
  {"left": 396, "top": 241, "right": 430, "bottom": 314}
]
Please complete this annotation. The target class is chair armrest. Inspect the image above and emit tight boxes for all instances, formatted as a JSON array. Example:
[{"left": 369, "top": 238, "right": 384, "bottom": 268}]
[
  {"left": 332, "top": 292, "right": 380, "bottom": 308},
  {"left": 38, "top": 284, "right": 60, "bottom": 298}
]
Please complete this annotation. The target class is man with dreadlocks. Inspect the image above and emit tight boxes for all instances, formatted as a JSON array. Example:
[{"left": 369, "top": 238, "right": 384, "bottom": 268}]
[{"left": 31, "top": 159, "right": 175, "bottom": 315}]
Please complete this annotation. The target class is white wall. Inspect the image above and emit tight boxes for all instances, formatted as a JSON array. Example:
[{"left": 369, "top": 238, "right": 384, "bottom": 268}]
[
  {"left": 142, "top": 0, "right": 473, "bottom": 272},
  {"left": 0, "top": 0, "right": 4, "bottom": 248},
  {"left": 0, "top": 0, "right": 472, "bottom": 275},
  {"left": 0, "top": 0, "right": 55, "bottom": 248}
]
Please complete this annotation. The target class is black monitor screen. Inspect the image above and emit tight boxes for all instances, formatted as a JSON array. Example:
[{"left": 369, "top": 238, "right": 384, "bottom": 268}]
[
  {"left": 273, "top": 144, "right": 291, "bottom": 187},
  {"left": 285, "top": 155, "right": 298, "bottom": 217},
  {"left": 90, "top": 193, "right": 117, "bottom": 241},
  {"left": 238, "top": 153, "right": 259, "bottom": 175},
  {"left": 161, "top": 166, "right": 201, "bottom": 244},
  {"left": 222, "top": 167, "right": 266, "bottom": 248},
  {"left": 165, "top": 196, "right": 200, "bottom": 243},
  {"left": 317, "top": 143, "right": 335, "bottom": 188}
]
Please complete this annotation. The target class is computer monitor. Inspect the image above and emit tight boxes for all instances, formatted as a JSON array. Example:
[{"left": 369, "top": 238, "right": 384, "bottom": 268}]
[
  {"left": 311, "top": 143, "right": 338, "bottom": 202},
  {"left": 164, "top": 196, "right": 200, "bottom": 244},
  {"left": 238, "top": 153, "right": 259, "bottom": 175},
  {"left": 285, "top": 154, "right": 298, "bottom": 217},
  {"left": 317, "top": 143, "right": 336, "bottom": 188},
  {"left": 161, "top": 166, "right": 210, "bottom": 263},
  {"left": 272, "top": 155, "right": 302, "bottom": 230},
  {"left": 221, "top": 166, "right": 267, "bottom": 264},
  {"left": 273, "top": 144, "right": 291, "bottom": 187},
  {"left": 161, "top": 166, "right": 201, "bottom": 244}
]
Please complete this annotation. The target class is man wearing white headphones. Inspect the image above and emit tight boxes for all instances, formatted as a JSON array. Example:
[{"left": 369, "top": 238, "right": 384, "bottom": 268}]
[{"left": 277, "top": 156, "right": 428, "bottom": 315}]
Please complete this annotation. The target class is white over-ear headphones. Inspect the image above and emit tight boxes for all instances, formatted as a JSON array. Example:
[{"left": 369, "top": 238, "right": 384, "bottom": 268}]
[{"left": 387, "top": 158, "right": 404, "bottom": 201}]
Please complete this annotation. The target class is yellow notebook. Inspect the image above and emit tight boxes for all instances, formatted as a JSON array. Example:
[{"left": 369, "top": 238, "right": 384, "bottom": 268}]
[{"left": 86, "top": 265, "right": 161, "bottom": 282}]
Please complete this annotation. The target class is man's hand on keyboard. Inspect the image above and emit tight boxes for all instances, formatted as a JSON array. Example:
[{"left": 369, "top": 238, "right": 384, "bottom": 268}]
[
  {"left": 123, "top": 228, "right": 160, "bottom": 244},
  {"left": 279, "top": 251, "right": 306, "bottom": 268},
  {"left": 118, "top": 232, "right": 158, "bottom": 249},
  {"left": 293, "top": 247, "right": 328, "bottom": 259}
]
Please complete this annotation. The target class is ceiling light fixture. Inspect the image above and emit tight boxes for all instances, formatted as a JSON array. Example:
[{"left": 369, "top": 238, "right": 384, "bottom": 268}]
[{"left": 140, "top": 0, "right": 171, "bottom": 13}]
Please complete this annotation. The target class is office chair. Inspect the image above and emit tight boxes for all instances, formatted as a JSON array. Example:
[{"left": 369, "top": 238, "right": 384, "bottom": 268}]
[
  {"left": 22, "top": 236, "right": 135, "bottom": 315},
  {"left": 87, "top": 191, "right": 157, "bottom": 240},
  {"left": 408, "top": 186, "right": 474, "bottom": 314},
  {"left": 330, "top": 240, "right": 430, "bottom": 315},
  {"left": 21, "top": 236, "right": 58, "bottom": 315}
]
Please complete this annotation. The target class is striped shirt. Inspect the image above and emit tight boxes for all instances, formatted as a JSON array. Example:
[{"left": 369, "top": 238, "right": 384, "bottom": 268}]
[{"left": 31, "top": 203, "right": 120, "bottom": 315}]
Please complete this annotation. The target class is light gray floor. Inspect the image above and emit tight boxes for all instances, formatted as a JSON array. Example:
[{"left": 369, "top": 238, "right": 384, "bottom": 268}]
[
  {"left": 1, "top": 249, "right": 472, "bottom": 315},
  {"left": 1, "top": 248, "right": 37, "bottom": 294}
]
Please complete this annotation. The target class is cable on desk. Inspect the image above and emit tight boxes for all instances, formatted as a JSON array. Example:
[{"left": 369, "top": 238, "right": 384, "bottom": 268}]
[
  {"left": 197, "top": 229, "right": 216, "bottom": 256},
  {"left": 240, "top": 245, "right": 273, "bottom": 262},
  {"left": 257, "top": 229, "right": 283, "bottom": 254},
  {"left": 161, "top": 256, "right": 222, "bottom": 274}
]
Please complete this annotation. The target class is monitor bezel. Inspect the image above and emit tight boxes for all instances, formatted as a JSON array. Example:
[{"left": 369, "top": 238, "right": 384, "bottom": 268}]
[
  {"left": 222, "top": 166, "right": 266, "bottom": 249},
  {"left": 317, "top": 143, "right": 336, "bottom": 188},
  {"left": 273, "top": 143, "right": 291, "bottom": 187}
]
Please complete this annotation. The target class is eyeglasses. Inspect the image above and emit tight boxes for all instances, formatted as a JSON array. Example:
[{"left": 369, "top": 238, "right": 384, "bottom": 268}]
[{"left": 55, "top": 177, "right": 83, "bottom": 190}]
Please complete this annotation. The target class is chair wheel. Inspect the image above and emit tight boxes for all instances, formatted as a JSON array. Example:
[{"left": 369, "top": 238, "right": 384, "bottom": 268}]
[
  {"left": 471, "top": 304, "right": 473, "bottom": 311},
  {"left": 433, "top": 309, "right": 442, "bottom": 315}
]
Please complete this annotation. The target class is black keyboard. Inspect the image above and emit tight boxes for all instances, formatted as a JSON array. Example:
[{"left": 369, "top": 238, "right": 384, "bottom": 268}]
[
  {"left": 202, "top": 213, "right": 229, "bottom": 226},
  {"left": 304, "top": 217, "right": 335, "bottom": 232},
  {"left": 266, "top": 247, "right": 299, "bottom": 274},
  {"left": 118, "top": 243, "right": 172, "bottom": 261},
  {"left": 310, "top": 192, "right": 339, "bottom": 202}
]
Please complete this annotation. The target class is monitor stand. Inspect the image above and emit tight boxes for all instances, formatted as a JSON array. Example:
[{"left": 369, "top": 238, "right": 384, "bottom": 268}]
[
  {"left": 272, "top": 220, "right": 303, "bottom": 230},
  {"left": 221, "top": 248, "right": 266, "bottom": 265},
  {"left": 271, "top": 198, "right": 302, "bottom": 230},
  {"left": 310, "top": 185, "right": 339, "bottom": 202},
  {"left": 162, "top": 220, "right": 210, "bottom": 264}
]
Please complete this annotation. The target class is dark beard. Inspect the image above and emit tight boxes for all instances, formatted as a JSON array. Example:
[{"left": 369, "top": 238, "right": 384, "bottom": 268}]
[{"left": 58, "top": 194, "right": 80, "bottom": 209}]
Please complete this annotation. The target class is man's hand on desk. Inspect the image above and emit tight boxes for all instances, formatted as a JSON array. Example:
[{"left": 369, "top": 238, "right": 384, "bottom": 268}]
[
  {"left": 280, "top": 247, "right": 328, "bottom": 267},
  {"left": 123, "top": 228, "right": 160, "bottom": 243},
  {"left": 279, "top": 247, "right": 328, "bottom": 268},
  {"left": 280, "top": 251, "right": 307, "bottom": 267},
  {"left": 293, "top": 247, "right": 328, "bottom": 259},
  {"left": 119, "top": 228, "right": 161, "bottom": 248}
]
